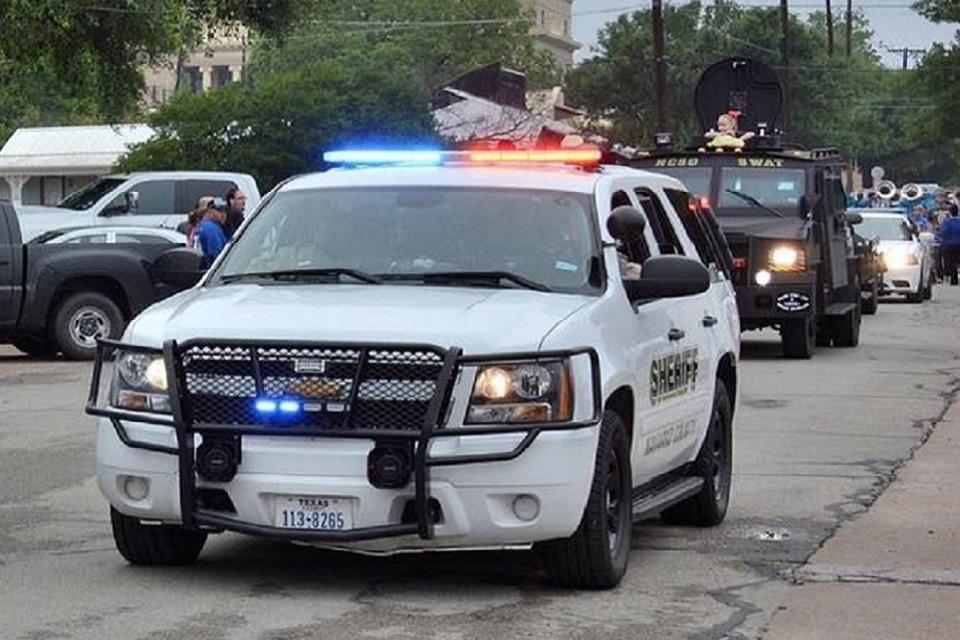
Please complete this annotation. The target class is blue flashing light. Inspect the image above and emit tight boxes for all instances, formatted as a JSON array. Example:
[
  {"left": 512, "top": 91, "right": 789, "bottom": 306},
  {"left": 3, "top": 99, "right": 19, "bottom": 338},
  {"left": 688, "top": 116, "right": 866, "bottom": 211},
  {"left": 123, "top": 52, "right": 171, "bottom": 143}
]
[
  {"left": 279, "top": 400, "right": 301, "bottom": 414},
  {"left": 323, "top": 149, "right": 443, "bottom": 166},
  {"left": 255, "top": 399, "right": 278, "bottom": 414}
]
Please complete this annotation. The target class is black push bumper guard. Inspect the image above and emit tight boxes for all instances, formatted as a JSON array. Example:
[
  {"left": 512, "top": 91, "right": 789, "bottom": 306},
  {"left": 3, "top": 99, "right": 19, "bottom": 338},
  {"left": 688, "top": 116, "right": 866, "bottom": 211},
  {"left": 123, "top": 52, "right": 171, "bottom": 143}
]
[{"left": 86, "top": 338, "right": 601, "bottom": 543}]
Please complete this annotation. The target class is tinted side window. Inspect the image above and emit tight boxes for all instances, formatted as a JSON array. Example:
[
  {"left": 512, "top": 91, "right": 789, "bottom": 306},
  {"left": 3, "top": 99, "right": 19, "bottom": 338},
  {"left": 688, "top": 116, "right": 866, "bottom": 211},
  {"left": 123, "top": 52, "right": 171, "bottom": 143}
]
[
  {"left": 129, "top": 181, "right": 175, "bottom": 216},
  {"left": 67, "top": 234, "right": 108, "bottom": 244},
  {"left": 635, "top": 188, "right": 684, "bottom": 255},
  {"left": 665, "top": 188, "right": 715, "bottom": 265},
  {"left": 178, "top": 180, "right": 238, "bottom": 214},
  {"left": 611, "top": 190, "right": 649, "bottom": 263}
]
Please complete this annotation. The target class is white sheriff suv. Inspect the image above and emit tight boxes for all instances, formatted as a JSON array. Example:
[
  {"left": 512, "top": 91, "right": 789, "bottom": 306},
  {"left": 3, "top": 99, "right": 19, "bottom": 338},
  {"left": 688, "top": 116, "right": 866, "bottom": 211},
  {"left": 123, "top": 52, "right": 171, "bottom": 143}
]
[{"left": 87, "top": 148, "right": 740, "bottom": 589}]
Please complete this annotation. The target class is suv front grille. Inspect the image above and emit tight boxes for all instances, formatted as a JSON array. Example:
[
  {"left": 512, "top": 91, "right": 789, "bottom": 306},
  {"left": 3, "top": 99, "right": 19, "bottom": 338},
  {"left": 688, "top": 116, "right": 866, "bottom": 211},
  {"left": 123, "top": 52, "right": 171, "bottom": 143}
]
[{"left": 179, "top": 344, "right": 445, "bottom": 431}]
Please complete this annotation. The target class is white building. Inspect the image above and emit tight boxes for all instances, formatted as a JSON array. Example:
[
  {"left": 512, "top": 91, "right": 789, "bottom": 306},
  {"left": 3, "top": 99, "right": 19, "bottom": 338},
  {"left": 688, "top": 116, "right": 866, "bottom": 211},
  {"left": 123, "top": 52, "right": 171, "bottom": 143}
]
[
  {"left": 520, "top": 0, "right": 581, "bottom": 69},
  {"left": 0, "top": 125, "right": 154, "bottom": 206}
]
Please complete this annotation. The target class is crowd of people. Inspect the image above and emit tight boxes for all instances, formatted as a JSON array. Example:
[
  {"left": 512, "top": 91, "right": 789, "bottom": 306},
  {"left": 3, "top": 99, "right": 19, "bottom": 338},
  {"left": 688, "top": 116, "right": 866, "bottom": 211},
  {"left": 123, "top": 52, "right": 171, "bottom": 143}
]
[{"left": 179, "top": 187, "right": 248, "bottom": 267}]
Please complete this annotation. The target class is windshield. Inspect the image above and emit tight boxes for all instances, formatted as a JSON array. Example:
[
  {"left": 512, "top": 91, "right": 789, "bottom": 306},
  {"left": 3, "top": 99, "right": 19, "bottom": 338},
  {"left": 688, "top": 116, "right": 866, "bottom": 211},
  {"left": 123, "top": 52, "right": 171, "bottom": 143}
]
[
  {"left": 58, "top": 178, "right": 125, "bottom": 210},
  {"left": 214, "top": 187, "right": 599, "bottom": 294},
  {"left": 858, "top": 216, "right": 913, "bottom": 241},
  {"left": 717, "top": 168, "right": 806, "bottom": 213},
  {"left": 650, "top": 167, "right": 711, "bottom": 197},
  {"left": 28, "top": 229, "right": 68, "bottom": 244}
]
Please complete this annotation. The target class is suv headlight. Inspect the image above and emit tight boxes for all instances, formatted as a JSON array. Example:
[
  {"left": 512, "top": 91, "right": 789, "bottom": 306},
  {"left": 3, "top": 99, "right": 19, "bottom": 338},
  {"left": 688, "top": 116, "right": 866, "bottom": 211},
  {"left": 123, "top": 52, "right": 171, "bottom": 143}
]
[
  {"left": 768, "top": 244, "right": 806, "bottom": 271},
  {"left": 467, "top": 360, "right": 573, "bottom": 424},
  {"left": 112, "top": 351, "right": 171, "bottom": 413}
]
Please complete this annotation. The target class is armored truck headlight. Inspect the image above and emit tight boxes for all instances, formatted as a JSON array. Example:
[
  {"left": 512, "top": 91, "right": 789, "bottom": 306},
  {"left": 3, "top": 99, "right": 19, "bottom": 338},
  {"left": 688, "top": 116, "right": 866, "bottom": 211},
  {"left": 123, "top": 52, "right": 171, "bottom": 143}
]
[
  {"left": 769, "top": 245, "right": 805, "bottom": 271},
  {"left": 468, "top": 360, "right": 573, "bottom": 424},
  {"left": 113, "top": 351, "right": 171, "bottom": 413}
]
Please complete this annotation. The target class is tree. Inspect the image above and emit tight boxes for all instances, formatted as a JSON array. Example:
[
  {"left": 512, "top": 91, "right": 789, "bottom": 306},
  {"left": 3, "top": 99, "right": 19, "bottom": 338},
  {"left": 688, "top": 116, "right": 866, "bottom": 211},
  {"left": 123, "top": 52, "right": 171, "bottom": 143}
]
[
  {"left": 248, "top": 0, "right": 559, "bottom": 95},
  {"left": 565, "top": 1, "right": 907, "bottom": 167},
  {"left": 119, "top": 55, "right": 437, "bottom": 189},
  {"left": 0, "top": 0, "right": 309, "bottom": 142}
]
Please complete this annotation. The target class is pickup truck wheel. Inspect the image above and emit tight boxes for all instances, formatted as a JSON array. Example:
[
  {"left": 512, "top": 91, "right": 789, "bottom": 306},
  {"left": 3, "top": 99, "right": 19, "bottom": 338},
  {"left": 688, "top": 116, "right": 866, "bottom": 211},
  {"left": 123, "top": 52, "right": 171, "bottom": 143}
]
[
  {"left": 53, "top": 292, "right": 123, "bottom": 360},
  {"left": 536, "top": 410, "right": 631, "bottom": 589},
  {"left": 661, "top": 379, "right": 732, "bottom": 527},
  {"left": 12, "top": 335, "right": 58, "bottom": 358},
  {"left": 110, "top": 507, "right": 206, "bottom": 566}
]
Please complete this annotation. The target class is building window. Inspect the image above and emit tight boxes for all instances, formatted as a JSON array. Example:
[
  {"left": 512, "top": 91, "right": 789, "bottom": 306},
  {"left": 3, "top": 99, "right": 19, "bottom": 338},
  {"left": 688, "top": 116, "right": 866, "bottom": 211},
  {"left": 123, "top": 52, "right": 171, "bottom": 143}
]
[
  {"left": 540, "top": 9, "right": 546, "bottom": 26},
  {"left": 179, "top": 66, "right": 202, "bottom": 94},
  {"left": 564, "top": 19, "right": 569, "bottom": 35},
  {"left": 212, "top": 65, "right": 232, "bottom": 88}
]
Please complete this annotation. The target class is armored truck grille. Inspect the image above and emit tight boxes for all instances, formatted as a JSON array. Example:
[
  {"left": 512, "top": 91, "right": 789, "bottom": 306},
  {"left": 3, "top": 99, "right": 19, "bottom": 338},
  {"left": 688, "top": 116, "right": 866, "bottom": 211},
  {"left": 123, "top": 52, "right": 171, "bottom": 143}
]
[{"left": 178, "top": 344, "right": 445, "bottom": 431}]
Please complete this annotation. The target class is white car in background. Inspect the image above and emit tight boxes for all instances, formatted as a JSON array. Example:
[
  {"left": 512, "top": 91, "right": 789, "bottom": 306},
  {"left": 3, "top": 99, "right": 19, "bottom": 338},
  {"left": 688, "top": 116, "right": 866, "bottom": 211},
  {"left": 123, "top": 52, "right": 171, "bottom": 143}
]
[
  {"left": 857, "top": 211, "right": 932, "bottom": 302},
  {"left": 29, "top": 226, "right": 187, "bottom": 245}
]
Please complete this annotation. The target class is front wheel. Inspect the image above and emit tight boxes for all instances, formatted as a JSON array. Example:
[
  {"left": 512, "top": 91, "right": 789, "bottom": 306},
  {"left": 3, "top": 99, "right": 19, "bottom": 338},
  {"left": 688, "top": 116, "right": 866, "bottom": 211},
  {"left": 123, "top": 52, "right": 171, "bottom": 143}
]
[
  {"left": 781, "top": 318, "right": 815, "bottom": 359},
  {"left": 536, "top": 410, "right": 632, "bottom": 589},
  {"left": 661, "top": 379, "right": 733, "bottom": 526},
  {"left": 861, "top": 281, "right": 879, "bottom": 315},
  {"left": 832, "top": 305, "right": 861, "bottom": 348},
  {"left": 53, "top": 292, "right": 124, "bottom": 360},
  {"left": 111, "top": 507, "right": 206, "bottom": 566}
]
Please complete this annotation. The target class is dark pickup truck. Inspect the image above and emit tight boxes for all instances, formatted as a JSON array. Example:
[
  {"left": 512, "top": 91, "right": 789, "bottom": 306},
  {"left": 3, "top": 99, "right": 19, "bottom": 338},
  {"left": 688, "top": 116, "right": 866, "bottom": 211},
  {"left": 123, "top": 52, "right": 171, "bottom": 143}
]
[{"left": 0, "top": 200, "right": 195, "bottom": 359}]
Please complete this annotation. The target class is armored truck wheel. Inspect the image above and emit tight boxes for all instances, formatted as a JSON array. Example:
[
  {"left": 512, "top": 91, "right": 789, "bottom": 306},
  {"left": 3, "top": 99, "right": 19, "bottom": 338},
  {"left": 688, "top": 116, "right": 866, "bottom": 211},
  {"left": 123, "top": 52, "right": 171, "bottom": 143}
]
[
  {"left": 832, "top": 306, "right": 861, "bottom": 348},
  {"left": 661, "top": 380, "right": 732, "bottom": 526},
  {"left": 537, "top": 410, "right": 632, "bottom": 589},
  {"left": 862, "top": 281, "right": 879, "bottom": 315},
  {"left": 110, "top": 507, "right": 206, "bottom": 566},
  {"left": 781, "top": 318, "right": 814, "bottom": 359}
]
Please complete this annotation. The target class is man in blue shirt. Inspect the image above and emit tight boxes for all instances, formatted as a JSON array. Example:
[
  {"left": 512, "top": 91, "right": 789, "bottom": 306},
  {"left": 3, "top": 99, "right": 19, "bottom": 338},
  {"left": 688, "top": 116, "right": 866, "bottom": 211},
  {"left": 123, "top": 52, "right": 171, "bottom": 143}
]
[
  {"left": 196, "top": 206, "right": 228, "bottom": 268},
  {"left": 936, "top": 204, "right": 960, "bottom": 285}
]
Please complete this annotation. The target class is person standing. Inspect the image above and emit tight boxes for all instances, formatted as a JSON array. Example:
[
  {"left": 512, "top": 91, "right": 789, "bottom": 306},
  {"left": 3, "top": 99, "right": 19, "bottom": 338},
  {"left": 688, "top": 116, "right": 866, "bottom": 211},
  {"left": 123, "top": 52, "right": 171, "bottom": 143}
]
[
  {"left": 910, "top": 205, "right": 930, "bottom": 232},
  {"left": 936, "top": 204, "right": 960, "bottom": 285},
  {"left": 222, "top": 186, "right": 248, "bottom": 238},
  {"left": 196, "top": 205, "right": 229, "bottom": 268}
]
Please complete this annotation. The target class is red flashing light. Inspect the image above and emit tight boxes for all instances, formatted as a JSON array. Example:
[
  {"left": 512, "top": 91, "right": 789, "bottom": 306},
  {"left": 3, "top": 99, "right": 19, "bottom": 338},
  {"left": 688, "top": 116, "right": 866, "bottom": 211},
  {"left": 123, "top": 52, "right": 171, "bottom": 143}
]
[
  {"left": 467, "top": 148, "right": 602, "bottom": 166},
  {"left": 733, "top": 257, "right": 748, "bottom": 270}
]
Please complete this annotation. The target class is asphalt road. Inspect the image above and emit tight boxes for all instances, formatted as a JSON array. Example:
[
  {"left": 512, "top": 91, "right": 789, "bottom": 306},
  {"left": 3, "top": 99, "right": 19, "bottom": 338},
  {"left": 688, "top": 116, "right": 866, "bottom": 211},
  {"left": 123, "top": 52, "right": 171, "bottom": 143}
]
[{"left": 2, "top": 288, "right": 958, "bottom": 640}]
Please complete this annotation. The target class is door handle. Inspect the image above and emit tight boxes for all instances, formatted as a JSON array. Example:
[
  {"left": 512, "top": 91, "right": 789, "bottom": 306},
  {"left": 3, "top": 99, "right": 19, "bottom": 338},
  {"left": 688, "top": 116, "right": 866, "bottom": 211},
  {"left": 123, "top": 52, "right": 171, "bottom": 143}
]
[
  {"left": 702, "top": 315, "right": 718, "bottom": 327},
  {"left": 668, "top": 328, "right": 685, "bottom": 341}
]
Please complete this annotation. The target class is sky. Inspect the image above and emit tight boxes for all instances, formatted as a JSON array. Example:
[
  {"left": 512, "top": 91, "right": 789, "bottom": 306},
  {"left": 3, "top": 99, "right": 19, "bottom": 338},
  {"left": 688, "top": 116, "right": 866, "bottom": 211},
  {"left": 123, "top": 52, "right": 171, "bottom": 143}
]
[{"left": 570, "top": 0, "right": 958, "bottom": 69}]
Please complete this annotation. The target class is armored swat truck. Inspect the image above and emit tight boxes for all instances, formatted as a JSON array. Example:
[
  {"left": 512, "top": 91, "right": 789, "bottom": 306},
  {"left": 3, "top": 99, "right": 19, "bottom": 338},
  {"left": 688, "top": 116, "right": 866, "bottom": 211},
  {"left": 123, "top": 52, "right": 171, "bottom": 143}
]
[{"left": 629, "top": 58, "right": 862, "bottom": 358}]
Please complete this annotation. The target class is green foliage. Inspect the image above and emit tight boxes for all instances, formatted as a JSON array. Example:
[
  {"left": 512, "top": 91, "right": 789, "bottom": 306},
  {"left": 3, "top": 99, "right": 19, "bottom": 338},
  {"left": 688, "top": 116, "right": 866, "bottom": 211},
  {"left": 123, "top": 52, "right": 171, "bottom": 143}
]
[
  {"left": 565, "top": 2, "right": 908, "bottom": 167},
  {"left": 0, "top": 0, "right": 309, "bottom": 143},
  {"left": 248, "top": 0, "right": 559, "bottom": 94},
  {"left": 913, "top": 0, "right": 960, "bottom": 23},
  {"left": 119, "top": 58, "right": 437, "bottom": 189}
]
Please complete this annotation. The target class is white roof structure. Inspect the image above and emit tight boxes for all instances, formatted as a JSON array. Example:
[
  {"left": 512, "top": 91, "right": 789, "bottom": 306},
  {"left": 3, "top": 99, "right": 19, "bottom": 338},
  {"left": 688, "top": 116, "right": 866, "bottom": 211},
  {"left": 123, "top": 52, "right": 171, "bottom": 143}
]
[{"left": 0, "top": 124, "right": 154, "bottom": 176}]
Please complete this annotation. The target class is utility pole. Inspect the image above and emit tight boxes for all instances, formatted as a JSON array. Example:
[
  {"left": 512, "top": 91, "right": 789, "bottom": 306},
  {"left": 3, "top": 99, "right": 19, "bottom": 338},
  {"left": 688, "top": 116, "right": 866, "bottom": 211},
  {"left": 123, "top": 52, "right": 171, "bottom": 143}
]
[
  {"left": 886, "top": 46, "right": 926, "bottom": 70},
  {"left": 652, "top": 0, "right": 668, "bottom": 132},
  {"left": 826, "top": 0, "right": 834, "bottom": 55},
  {"left": 780, "top": 0, "right": 791, "bottom": 131},
  {"left": 845, "top": 0, "right": 852, "bottom": 57}
]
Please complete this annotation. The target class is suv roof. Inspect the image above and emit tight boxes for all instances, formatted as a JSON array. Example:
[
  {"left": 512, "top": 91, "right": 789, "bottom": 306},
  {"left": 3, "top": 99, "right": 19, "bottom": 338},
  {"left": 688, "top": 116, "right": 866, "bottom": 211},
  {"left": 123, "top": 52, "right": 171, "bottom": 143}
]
[{"left": 284, "top": 165, "right": 683, "bottom": 195}]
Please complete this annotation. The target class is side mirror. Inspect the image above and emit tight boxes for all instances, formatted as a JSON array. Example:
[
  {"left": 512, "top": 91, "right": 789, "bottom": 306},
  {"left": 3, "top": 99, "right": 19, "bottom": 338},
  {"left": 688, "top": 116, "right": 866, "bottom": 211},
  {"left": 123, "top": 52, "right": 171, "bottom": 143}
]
[
  {"left": 607, "top": 205, "right": 647, "bottom": 243},
  {"left": 153, "top": 248, "right": 204, "bottom": 289},
  {"left": 125, "top": 191, "right": 140, "bottom": 211},
  {"left": 624, "top": 255, "right": 710, "bottom": 301},
  {"left": 845, "top": 212, "right": 863, "bottom": 225}
]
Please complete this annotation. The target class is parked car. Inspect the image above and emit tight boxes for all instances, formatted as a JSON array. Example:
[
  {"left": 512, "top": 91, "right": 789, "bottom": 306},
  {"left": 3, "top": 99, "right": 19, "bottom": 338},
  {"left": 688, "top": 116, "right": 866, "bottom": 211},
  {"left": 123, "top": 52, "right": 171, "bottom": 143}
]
[
  {"left": 15, "top": 172, "right": 260, "bottom": 241},
  {"left": 29, "top": 226, "right": 187, "bottom": 246},
  {"left": 857, "top": 210, "right": 933, "bottom": 303},
  {"left": 0, "top": 200, "right": 198, "bottom": 359}
]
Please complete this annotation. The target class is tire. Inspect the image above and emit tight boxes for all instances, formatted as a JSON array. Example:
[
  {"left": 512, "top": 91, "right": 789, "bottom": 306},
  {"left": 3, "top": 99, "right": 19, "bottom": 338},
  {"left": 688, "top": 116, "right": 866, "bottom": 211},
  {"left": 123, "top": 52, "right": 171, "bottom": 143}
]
[
  {"left": 11, "top": 334, "right": 58, "bottom": 358},
  {"left": 861, "top": 281, "right": 879, "bottom": 315},
  {"left": 832, "top": 306, "right": 861, "bottom": 348},
  {"left": 53, "top": 292, "right": 124, "bottom": 360},
  {"left": 781, "top": 318, "right": 815, "bottom": 359},
  {"left": 110, "top": 507, "right": 206, "bottom": 566},
  {"left": 923, "top": 278, "right": 933, "bottom": 301},
  {"left": 661, "top": 380, "right": 733, "bottom": 527},
  {"left": 536, "top": 410, "right": 632, "bottom": 589}
]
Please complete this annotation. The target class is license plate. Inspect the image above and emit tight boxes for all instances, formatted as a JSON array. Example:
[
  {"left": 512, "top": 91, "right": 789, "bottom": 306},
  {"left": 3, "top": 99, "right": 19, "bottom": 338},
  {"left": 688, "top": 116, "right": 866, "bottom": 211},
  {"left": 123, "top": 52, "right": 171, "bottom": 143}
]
[{"left": 273, "top": 495, "right": 354, "bottom": 531}]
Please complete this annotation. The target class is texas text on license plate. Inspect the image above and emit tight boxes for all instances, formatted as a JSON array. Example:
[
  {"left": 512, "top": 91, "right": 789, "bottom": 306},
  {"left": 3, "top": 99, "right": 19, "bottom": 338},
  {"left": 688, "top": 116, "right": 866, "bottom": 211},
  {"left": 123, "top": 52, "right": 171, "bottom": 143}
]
[{"left": 273, "top": 495, "right": 354, "bottom": 531}]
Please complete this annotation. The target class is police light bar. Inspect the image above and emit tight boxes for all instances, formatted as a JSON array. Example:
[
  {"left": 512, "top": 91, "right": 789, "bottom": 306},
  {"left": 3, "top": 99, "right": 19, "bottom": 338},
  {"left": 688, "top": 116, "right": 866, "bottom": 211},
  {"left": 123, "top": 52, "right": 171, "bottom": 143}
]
[{"left": 323, "top": 147, "right": 602, "bottom": 167}]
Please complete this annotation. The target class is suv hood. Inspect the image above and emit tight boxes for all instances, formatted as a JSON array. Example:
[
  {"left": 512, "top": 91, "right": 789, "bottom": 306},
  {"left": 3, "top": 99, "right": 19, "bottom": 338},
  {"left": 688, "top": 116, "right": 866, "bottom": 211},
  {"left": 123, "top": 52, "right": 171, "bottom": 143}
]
[
  {"left": 126, "top": 284, "right": 593, "bottom": 355},
  {"left": 719, "top": 215, "right": 808, "bottom": 241}
]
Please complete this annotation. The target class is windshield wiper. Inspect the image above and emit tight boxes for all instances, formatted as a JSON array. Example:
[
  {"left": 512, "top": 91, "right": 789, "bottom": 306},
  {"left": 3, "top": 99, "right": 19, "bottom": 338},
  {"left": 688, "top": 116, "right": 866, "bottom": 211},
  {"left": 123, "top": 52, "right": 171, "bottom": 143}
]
[
  {"left": 724, "top": 189, "right": 787, "bottom": 219},
  {"left": 220, "top": 268, "right": 382, "bottom": 285},
  {"left": 384, "top": 270, "right": 553, "bottom": 292}
]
